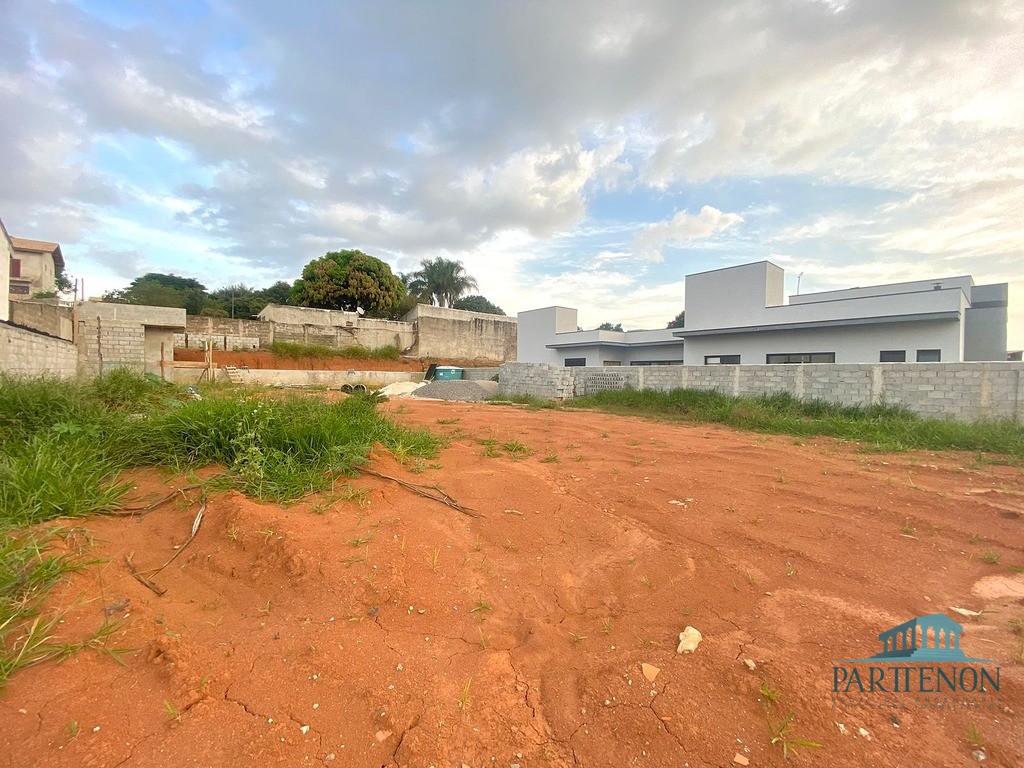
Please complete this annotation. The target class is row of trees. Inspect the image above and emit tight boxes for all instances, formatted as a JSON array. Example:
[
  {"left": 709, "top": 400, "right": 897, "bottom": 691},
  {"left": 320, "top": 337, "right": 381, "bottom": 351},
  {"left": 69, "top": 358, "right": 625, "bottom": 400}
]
[{"left": 102, "top": 251, "right": 505, "bottom": 319}]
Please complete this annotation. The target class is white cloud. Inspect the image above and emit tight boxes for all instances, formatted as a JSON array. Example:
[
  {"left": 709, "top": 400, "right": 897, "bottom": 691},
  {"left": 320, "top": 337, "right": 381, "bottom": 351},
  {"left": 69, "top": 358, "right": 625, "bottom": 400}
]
[{"left": 633, "top": 206, "right": 744, "bottom": 261}]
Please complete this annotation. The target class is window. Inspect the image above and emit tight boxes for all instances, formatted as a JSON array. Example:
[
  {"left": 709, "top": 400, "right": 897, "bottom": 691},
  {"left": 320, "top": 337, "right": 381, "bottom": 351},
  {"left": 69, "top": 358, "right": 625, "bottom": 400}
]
[
  {"left": 916, "top": 349, "right": 941, "bottom": 362},
  {"left": 564, "top": 357, "right": 586, "bottom": 367},
  {"left": 630, "top": 360, "right": 684, "bottom": 366},
  {"left": 704, "top": 355, "right": 740, "bottom": 365},
  {"left": 879, "top": 350, "right": 906, "bottom": 363},
  {"left": 9, "top": 259, "right": 20, "bottom": 278},
  {"left": 602, "top": 360, "right": 622, "bottom": 367},
  {"left": 766, "top": 353, "right": 836, "bottom": 364}
]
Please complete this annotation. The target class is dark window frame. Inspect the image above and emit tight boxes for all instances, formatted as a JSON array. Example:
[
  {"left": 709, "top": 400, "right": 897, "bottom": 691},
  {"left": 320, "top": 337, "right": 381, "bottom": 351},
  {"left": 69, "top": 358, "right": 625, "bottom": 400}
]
[
  {"left": 766, "top": 352, "right": 836, "bottom": 364},
  {"left": 564, "top": 357, "right": 586, "bottom": 367},
  {"left": 916, "top": 349, "right": 941, "bottom": 362},
  {"left": 879, "top": 350, "right": 906, "bottom": 363},
  {"left": 704, "top": 354, "right": 741, "bottom": 365}
]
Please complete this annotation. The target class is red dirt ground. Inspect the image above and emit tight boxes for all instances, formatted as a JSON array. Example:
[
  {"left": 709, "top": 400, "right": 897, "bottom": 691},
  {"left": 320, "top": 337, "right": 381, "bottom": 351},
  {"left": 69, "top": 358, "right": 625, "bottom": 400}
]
[
  {"left": 173, "top": 348, "right": 502, "bottom": 371},
  {"left": 1, "top": 400, "right": 1022, "bottom": 768}
]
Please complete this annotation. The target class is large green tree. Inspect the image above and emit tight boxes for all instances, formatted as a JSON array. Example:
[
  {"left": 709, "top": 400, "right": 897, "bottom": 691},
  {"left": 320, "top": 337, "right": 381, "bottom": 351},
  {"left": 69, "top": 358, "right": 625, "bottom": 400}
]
[
  {"left": 102, "top": 273, "right": 210, "bottom": 315},
  {"left": 409, "top": 257, "right": 478, "bottom": 307},
  {"left": 291, "top": 250, "right": 404, "bottom": 315},
  {"left": 452, "top": 294, "right": 505, "bottom": 315},
  {"left": 666, "top": 310, "right": 685, "bottom": 329},
  {"left": 597, "top": 322, "right": 624, "bottom": 331}
]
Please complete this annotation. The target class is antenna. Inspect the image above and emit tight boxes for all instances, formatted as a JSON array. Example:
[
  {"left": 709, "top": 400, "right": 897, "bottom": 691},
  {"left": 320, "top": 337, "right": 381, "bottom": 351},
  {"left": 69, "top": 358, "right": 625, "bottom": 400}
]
[{"left": 796, "top": 272, "right": 804, "bottom": 295}]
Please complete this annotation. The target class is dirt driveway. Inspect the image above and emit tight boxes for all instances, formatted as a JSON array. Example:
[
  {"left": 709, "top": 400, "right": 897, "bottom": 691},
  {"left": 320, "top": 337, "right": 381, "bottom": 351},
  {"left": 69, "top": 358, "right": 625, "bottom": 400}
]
[{"left": 1, "top": 399, "right": 1021, "bottom": 767}]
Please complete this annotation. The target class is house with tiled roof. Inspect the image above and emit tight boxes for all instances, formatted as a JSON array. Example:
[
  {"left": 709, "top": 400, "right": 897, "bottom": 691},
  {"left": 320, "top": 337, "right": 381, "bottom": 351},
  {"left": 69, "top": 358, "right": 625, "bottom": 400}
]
[{"left": 8, "top": 235, "right": 64, "bottom": 299}]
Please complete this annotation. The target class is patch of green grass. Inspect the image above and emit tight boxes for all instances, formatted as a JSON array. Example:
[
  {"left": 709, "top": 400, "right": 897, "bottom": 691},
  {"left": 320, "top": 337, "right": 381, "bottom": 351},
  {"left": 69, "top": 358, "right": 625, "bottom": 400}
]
[
  {"left": 502, "top": 440, "right": 532, "bottom": 458},
  {"left": 268, "top": 341, "right": 399, "bottom": 360},
  {"left": 981, "top": 551, "right": 1001, "bottom": 565},
  {"left": 564, "top": 388, "right": 1024, "bottom": 456},
  {"left": 767, "top": 711, "right": 822, "bottom": 760},
  {"left": 0, "top": 371, "right": 443, "bottom": 687}
]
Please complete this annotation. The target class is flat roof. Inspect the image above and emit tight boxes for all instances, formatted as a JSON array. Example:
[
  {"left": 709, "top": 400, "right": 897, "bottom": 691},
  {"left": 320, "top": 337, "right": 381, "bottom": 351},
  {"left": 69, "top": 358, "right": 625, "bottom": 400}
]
[{"left": 673, "top": 311, "right": 960, "bottom": 337}]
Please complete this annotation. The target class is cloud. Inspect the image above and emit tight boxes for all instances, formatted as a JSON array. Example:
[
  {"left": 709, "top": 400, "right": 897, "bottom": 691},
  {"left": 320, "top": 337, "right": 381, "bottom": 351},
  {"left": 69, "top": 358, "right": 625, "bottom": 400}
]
[{"left": 633, "top": 206, "right": 744, "bottom": 261}]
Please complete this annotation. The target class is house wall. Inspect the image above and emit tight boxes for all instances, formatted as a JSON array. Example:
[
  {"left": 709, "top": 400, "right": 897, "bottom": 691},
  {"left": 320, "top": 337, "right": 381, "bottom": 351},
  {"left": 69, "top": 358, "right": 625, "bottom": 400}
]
[
  {"left": 0, "top": 321, "right": 77, "bottom": 378},
  {"left": 0, "top": 230, "right": 10, "bottom": 321},
  {"left": 682, "top": 319, "right": 963, "bottom": 365},
  {"left": 10, "top": 250, "right": 56, "bottom": 295},
  {"left": 517, "top": 307, "right": 578, "bottom": 364},
  {"left": 964, "top": 284, "right": 1009, "bottom": 361},
  {"left": 498, "top": 361, "right": 1024, "bottom": 423}
]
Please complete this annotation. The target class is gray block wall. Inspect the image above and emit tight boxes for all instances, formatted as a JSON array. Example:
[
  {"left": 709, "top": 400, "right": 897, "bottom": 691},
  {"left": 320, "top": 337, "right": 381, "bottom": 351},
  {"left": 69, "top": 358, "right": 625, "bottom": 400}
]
[
  {"left": 0, "top": 322, "right": 77, "bottom": 378},
  {"left": 498, "top": 361, "right": 1024, "bottom": 423}
]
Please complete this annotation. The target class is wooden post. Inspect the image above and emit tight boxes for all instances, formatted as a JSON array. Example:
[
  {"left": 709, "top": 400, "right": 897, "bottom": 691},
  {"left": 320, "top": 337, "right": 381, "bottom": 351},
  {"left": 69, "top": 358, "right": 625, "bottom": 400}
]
[
  {"left": 160, "top": 342, "right": 167, "bottom": 381},
  {"left": 96, "top": 315, "right": 103, "bottom": 373}
]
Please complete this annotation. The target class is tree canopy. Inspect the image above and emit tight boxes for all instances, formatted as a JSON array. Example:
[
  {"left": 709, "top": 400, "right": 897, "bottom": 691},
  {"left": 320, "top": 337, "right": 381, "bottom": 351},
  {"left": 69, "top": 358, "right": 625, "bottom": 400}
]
[
  {"left": 291, "top": 250, "right": 404, "bottom": 315},
  {"left": 452, "top": 294, "right": 505, "bottom": 315},
  {"left": 408, "top": 257, "right": 478, "bottom": 307},
  {"left": 102, "top": 274, "right": 295, "bottom": 317},
  {"left": 666, "top": 310, "right": 685, "bottom": 329},
  {"left": 102, "top": 273, "right": 210, "bottom": 315},
  {"left": 597, "top": 322, "right": 624, "bottom": 331}
]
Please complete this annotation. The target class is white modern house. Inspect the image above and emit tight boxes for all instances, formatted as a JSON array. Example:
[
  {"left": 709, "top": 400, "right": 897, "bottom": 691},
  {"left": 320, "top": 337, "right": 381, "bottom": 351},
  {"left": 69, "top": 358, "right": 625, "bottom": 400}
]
[{"left": 518, "top": 261, "right": 1008, "bottom": 366}]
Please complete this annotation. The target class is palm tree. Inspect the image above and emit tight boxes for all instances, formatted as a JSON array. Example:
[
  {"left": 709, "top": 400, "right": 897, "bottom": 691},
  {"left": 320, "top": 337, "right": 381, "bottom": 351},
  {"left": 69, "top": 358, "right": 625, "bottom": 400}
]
[{"left": 410, "top": 258, "right": 478, "bottom": 307}]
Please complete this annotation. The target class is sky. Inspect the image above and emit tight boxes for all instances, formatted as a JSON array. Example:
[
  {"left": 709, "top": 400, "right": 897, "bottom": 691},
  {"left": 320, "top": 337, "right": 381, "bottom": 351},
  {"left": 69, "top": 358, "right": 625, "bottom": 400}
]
[{"left": 1, "top": 0, "right": 1021, "bottom": 347}]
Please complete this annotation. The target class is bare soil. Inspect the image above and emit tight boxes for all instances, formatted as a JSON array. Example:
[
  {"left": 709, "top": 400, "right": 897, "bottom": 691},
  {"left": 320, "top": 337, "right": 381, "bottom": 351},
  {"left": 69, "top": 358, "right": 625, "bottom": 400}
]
[
  {"left": 173, "top": 348, "right": 502, "bottom": 371},
  {"left": 1, "top": 400, "right": 1022, "bottom": 767}
]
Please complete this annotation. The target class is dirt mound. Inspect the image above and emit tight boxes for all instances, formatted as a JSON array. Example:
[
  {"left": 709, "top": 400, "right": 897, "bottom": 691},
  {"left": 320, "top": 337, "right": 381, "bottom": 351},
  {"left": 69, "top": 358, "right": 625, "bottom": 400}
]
[{"left": 1, "top": 402, "right": 1022, "bottom": 767}]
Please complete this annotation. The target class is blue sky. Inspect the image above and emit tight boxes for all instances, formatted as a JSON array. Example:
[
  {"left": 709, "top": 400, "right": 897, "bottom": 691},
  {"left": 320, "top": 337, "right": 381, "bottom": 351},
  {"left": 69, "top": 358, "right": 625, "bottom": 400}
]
[{"left": 1, "top": 0, "right": 1021, "bottom": 346}]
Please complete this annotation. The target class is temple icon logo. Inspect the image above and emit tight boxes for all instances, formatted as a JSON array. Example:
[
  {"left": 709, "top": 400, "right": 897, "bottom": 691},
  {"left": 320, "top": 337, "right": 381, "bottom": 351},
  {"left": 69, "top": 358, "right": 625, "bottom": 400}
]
[{"left": 847, "top": 613, "right": 993, "bottom": 663}]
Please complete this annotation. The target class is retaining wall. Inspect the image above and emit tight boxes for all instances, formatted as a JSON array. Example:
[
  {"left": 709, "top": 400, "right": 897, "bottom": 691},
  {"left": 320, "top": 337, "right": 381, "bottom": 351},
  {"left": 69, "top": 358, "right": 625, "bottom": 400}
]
[
  {"left": 498, "top": 362, "right": 1024, "bottom": 423},
  {"left": 0, "top": 321, "right": 77, "bottom": 378},
  {"left": 404, "top": 305, "right": 516, "bottom": 360},
  {"left": 234, "top": 369, "right": 424, "bottom": 387}
]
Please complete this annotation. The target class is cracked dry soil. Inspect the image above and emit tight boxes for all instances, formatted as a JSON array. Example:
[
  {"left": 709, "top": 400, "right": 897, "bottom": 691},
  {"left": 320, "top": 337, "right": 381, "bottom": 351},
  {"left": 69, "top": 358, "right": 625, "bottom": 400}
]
[{"left": 0, "top": 398, "right": 1022, "bottom": 767}]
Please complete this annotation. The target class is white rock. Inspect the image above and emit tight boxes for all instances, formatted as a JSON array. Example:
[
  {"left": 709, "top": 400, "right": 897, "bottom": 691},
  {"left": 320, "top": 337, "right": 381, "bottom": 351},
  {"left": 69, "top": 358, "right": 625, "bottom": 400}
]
[
  {"left": 857, "top": 727, "right": 871, "bottom": 741},
  {"left": 743, "top": 659, "right": 756, "bottom": 671},
  {"left": 972, "top": 749, "right": 987, "bottom": 762},
  {"left": 677, "top": 626, "right": 703, "bottom": 653}
]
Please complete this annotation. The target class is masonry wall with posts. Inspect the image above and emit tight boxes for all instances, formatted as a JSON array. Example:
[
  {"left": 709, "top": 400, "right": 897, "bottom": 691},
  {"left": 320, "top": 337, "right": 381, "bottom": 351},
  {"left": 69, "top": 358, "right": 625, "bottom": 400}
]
[{"left": 498, "top": 361, "right": 1024, "bottom": 423}]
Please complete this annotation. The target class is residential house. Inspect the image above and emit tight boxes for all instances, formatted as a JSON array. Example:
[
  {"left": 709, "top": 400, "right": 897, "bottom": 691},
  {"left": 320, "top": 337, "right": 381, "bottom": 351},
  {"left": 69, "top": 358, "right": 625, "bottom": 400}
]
[
  {"left": 517, "top": 261, "right": 1008, "bottom": 366},
  {"left": 8, "top": 236, "right": 64, "bottom": 299}
]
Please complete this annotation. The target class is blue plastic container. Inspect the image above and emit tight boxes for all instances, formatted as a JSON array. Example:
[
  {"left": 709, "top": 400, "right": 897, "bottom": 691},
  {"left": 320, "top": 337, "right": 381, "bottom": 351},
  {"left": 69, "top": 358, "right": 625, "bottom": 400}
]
[{"left": 433, "top": 366, "right": 464, "bottom": 381}]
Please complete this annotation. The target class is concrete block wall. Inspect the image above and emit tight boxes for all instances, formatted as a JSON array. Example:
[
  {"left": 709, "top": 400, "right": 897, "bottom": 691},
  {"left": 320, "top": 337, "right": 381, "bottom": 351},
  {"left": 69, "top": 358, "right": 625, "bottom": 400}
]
[
  {"left": 497, "top": 362, "right": 575, "bottom": 400},
  {"left": 271, "top": 320, "right": 414, "bottom": 352},
  {"left": 0, "top": 321, "right": 77, "bottom": 378},
  {"left": 9, "top": 300, "right": 74, "bottom": 340},
  {"left": 461, "top": 367, "right": 501, "bottom": 381},
  {"left": 499, "top": 361, "right": 1024, "bottom": 423},
  {"left": 405, "top": 305, "right": 517, "bottom": 361},
  {"left": 174, "top": 332, "right": 260, "bottom": 351},
  {"left": 76, "top": 318, "right": 147, "bottom": 376},
  {"left": 185, "top": 316, "right": 273, "bottom": 347}
]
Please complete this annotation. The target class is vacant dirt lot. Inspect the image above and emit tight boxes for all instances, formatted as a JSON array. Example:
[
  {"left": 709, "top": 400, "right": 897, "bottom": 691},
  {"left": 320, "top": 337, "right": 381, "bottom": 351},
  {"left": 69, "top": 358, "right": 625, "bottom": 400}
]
[{"left": 1, "top": 400, "right": 1022, "bottom": 767}]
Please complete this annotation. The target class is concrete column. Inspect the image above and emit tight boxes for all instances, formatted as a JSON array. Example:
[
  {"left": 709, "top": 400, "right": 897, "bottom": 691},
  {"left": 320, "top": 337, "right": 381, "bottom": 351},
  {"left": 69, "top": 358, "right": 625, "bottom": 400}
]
[{"left": 870, "top": 365, "right": 883, "bottom": 405}]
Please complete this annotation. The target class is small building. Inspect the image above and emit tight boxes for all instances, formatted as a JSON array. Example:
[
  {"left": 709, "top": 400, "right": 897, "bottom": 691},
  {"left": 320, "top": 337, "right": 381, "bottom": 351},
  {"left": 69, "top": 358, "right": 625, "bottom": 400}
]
[
  {"left": 517, "top": 261, "right": 1008, "bottom": 366},
  {"left": 517, "top": 306, "right": 683, "bottom": 367},
  {"left": 8, "top": 236, "right": 64, "bottom": 299},
  {"left": 679, "top": 262, "right": 1007, "bottom": 365}
]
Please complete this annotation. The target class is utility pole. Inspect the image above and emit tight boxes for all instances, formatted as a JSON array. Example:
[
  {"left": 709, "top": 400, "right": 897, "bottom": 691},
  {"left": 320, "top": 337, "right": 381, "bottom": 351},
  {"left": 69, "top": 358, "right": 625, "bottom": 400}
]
[{"left": 797, "top": 272, "right": 804, "bottom": 295}]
